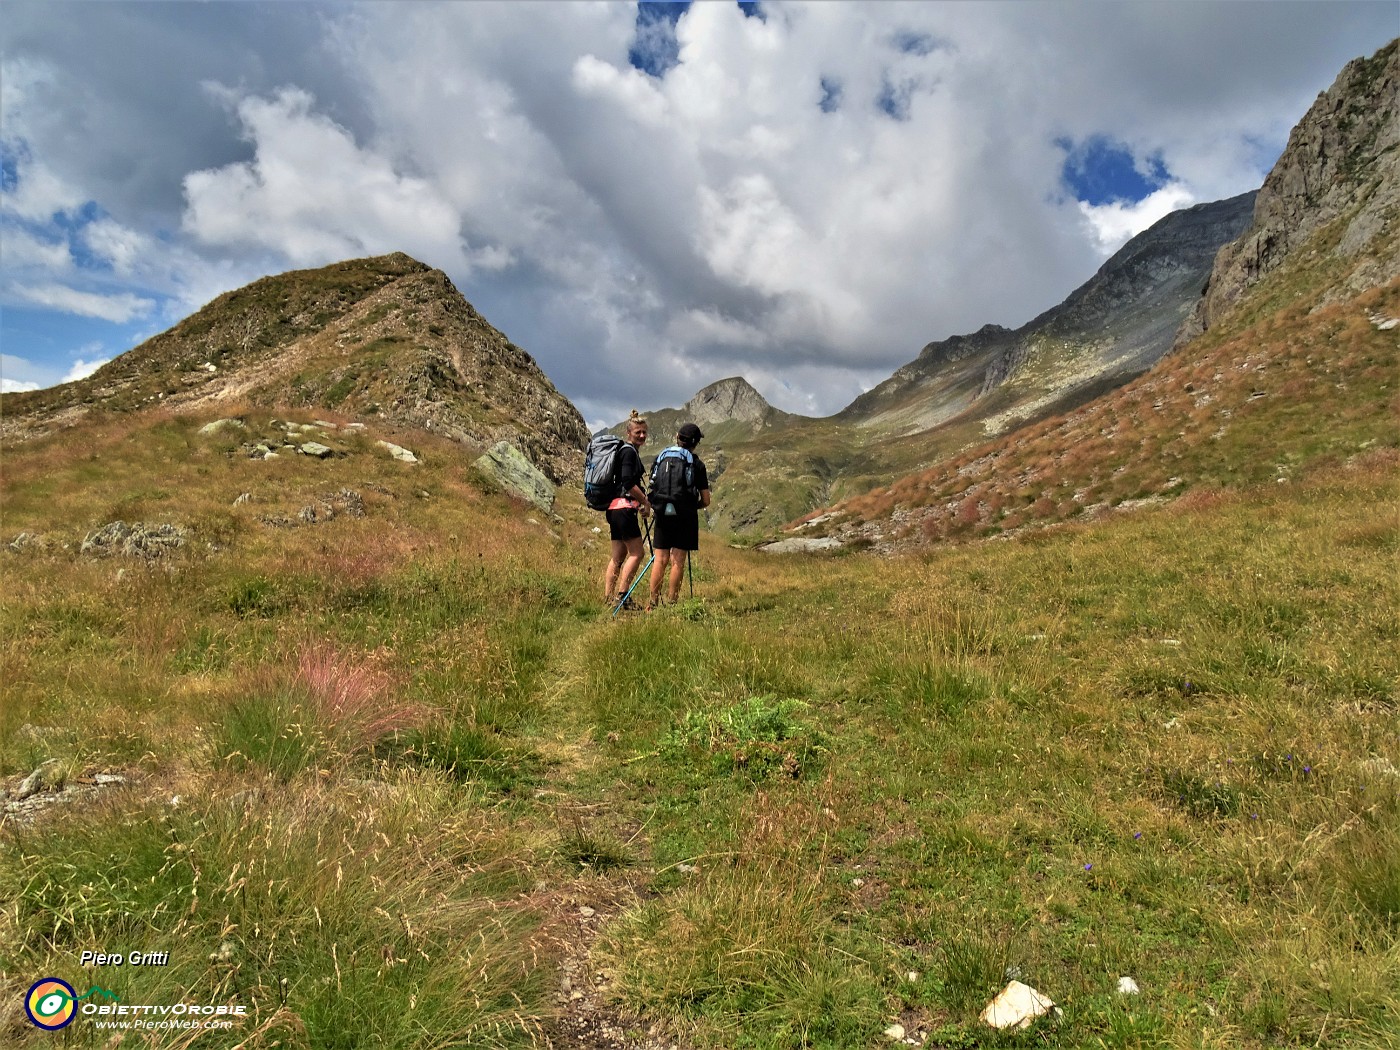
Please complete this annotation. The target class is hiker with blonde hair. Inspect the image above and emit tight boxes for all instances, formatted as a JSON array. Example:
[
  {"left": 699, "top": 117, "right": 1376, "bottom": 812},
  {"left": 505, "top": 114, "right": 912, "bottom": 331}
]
[{"left": 602, "top": 411, "right": 652, "bottom": 608}]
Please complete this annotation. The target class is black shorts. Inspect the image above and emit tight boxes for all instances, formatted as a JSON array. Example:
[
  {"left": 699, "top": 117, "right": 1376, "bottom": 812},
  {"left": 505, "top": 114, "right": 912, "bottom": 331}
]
[
  {"left": 606, "top": 507, "right": 642, "bottom": 542},
  {"left": 653, "top": 510, "right": 699, "bottom": 552}
]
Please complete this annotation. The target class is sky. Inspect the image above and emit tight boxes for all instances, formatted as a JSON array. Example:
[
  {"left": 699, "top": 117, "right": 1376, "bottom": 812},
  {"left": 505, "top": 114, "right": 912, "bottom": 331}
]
[{"left": 1, "top": 2, "right": 1395, "bottom": 427}]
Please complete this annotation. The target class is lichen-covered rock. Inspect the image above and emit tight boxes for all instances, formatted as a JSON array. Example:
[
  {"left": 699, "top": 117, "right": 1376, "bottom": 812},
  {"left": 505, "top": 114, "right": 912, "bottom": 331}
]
[
  {"left": 80, "top": 521, "right": 187, "bottom": 558},
  {"left": 475, "top": 441, "right": 556, "bottom": 514},
  {"left": 199, "top": 418, "right": 246, "bottom": 436},
  {"left": 378, "top": 440, "right": 419, "bottom": 463}
]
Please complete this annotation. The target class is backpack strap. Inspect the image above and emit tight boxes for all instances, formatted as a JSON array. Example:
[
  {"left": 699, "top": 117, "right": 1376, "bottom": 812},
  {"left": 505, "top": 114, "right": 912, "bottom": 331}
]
[{"left": 651, "top": 446, "right": 693, "bottom": 480}]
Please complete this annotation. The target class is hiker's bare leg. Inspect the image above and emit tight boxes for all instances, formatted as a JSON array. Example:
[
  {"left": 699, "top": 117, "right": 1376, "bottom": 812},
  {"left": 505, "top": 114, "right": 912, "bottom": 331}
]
[
  {"left": 649, "top": 550, "right": 672, "bottom": 607},
  {"left": 668, "top": 550, "right": 688, "bottom": 603},
  {"left": 615, "top": 536, "right": 645, "bottom": 600},
  {"left": 604, "top": 539, "right": 628, "bottom": 600}
]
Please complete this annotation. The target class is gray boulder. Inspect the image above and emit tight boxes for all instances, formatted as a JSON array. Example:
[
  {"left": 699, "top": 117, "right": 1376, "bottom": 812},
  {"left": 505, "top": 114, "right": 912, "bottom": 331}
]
[
  {"left": 758, "top": 537, "right": 844, "bottom": 554},
  {"left": 377, "top": 440, "right": 419, "bottom": 463},
  {"left": 475, "top": 441, "right": 556, "bottom": 514}
]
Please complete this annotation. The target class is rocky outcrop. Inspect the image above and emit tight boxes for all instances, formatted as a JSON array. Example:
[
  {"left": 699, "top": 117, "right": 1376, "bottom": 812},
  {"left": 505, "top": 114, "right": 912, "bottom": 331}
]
[
  {"left": 1179, "top": 39, "right": 1400, "bottom": 344},
  {"left": 80, "top": 521, "right": 187, "bottom": 558}
]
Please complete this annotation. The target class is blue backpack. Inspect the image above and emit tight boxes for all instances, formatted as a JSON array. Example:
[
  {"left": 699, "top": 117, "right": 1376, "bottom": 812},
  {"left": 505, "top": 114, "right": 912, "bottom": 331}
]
[
  {"left": 583, "top": 434, "right": 625, "bottom": 511},
  {"left": 649, "top": 446, "right": 696, "bottom": 513}
]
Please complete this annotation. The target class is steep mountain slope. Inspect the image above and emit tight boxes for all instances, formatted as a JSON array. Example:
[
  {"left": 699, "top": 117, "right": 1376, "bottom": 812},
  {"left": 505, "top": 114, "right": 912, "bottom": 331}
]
[
  {"left": 805, "top": 39, "right": 1399, "bottom": 552},
  {"left": 841, "top": 192, "right": 1257, "bottom": 438},
  {"left": 0, "top": 253, "right": 589, "bottom": 480}
]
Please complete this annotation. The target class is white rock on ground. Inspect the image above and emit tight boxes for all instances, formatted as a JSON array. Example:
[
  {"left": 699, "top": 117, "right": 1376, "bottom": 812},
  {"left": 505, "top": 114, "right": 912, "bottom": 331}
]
[
  {"left": 981, "top": 980, "right": 1059, "bottom": 1030},
  {"left": 377, "top": 440, "right": 419, "bottom": 463}
]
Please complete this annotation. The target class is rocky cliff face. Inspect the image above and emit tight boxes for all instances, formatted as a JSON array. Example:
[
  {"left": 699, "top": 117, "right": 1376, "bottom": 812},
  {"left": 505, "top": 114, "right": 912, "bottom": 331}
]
[
  {"left": 0, "top": 254, "right": 590, "bottom": 481},
  {"left": 1180, "top": 39, "right": 1399, "bottom": 343},
  {"left": 685, "top": 377, "right": 773, "bottom": 428}
]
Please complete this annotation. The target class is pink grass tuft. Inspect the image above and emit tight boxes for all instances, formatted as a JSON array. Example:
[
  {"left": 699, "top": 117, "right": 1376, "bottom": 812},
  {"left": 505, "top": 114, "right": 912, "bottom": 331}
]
[{"left": 296, "top": 645, "right": 426, "bottom": 748}]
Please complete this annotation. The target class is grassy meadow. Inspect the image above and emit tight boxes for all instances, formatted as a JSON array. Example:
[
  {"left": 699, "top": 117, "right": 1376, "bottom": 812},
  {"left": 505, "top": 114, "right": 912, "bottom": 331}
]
[{"left": 1, "top": 408, "right": 1398, "bottom": 1048}]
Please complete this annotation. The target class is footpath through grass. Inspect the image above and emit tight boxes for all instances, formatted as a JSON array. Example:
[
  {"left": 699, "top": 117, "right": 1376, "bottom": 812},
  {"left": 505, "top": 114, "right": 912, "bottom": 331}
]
[{"left": 1, "top": 413, "right": 1397, "bottom": 1048}]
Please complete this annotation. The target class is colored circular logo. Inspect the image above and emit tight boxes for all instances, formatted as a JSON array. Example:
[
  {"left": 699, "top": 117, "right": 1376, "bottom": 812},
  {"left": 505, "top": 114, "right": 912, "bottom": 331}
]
[{"left": 25, "top": 978, "right": 77, "bottom": 1030}]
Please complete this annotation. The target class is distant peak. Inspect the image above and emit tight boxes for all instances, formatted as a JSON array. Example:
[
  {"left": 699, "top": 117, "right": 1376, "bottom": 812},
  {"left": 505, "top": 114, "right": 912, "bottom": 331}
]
[
  {"left": 685, "top": 377, "right": 771, "bottom": 425},
  {"left": 695, "top": 376, "right": 764, "bottom": 399}
]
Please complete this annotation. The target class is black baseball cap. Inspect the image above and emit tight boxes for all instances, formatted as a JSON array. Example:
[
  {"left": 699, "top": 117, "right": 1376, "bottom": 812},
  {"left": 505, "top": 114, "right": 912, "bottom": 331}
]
[{"left": 678, "top": 423, "right": 704, "bottom": 443}]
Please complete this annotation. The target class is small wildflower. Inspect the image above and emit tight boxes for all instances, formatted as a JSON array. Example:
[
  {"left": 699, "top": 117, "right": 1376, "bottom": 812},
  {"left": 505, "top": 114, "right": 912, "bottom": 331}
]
[
  {"left": 1084, "top": 863, "right": 1093, "bottom": 871},
  {"left": 1133, "top": 832, "right": 1142, "bottom": 840},
  {"left": 1303, "top": 766, "right": 1311, "bottom": 775},
  {"left": 1251, "top": 813, "right": 1259, "bottom": 820}
]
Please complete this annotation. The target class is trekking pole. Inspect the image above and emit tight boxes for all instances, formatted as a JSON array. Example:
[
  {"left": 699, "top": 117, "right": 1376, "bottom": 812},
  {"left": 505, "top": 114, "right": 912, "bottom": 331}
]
[
  {"left": 687, "top": 550, "right": 694, "bottom": 598},
  {"left": 613, "top": 554, "right": 653, "bottom": 618}
]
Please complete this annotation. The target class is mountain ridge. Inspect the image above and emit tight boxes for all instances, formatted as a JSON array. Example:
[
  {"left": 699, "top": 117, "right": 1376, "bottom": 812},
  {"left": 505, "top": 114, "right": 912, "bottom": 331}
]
[
  {"left": 838, "top": 191, "right": 1258, "bottom": 437},
  {"left": 1, "top": 253, "right": 589, "bottom": 481}
]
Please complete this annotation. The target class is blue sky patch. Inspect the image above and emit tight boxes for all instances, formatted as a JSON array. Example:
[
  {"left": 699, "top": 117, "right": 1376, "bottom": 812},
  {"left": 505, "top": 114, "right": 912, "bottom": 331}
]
[
  {"left": 819, "top": 77, "right": 842, "bottom": 114},
  {"left": 892, "top": 30, "right": 939, "bottom": 56},
  {"left": 877, "top": 76, "right": 913, "bottom": 121},
  {"left": 0, "top": 153, "right": 19, "bottom": 194},
  {"left": 738, "top": 1, "right": 764, "bottom": 20},
  {"left": 1059, "top": 135, "right": 1170, "bottom": 205},
  {"left": 628, "top": 2, "right": 689, "bottom": 78},
  {"left": 0, "top": 307, "right": 153, "bottom": 386}
]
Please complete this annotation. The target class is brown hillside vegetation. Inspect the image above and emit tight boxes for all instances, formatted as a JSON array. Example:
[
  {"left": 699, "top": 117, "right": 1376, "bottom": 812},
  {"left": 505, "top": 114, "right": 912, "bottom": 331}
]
[{"left": 817, "top": 275, "right": 1398, "bottom": 551}]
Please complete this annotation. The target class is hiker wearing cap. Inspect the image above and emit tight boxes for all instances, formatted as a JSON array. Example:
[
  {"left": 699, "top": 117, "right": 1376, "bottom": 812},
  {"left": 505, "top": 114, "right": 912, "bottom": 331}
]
[
  {"left": 646, "top": 422, "right": 711, "bottom": 610},
  {"left": 603, "top": 411, "right": 652, "bottom": 608}
]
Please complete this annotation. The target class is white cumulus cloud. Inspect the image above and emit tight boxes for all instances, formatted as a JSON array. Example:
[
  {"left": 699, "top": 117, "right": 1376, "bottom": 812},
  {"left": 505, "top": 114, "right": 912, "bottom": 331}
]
[
  {"left": 182, "top": 86, "right": 471, "bottom": 273},
  {"left": 1079, "top": 183, "right": 1200, "bottom": 255},
  {"left": 13, "top": 283, "right": 154, "bottom": 323},
  {"left": 62, "top": 355, "right": 111, "bottom": 382}
]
